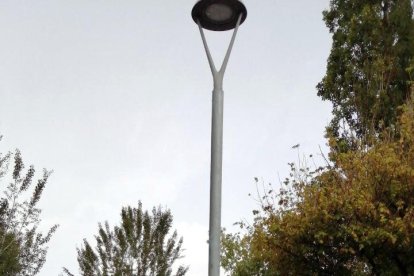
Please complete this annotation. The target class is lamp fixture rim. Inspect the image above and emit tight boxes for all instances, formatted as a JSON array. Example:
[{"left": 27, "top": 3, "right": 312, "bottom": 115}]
[{"left": 191, "top": 0, "right": 247, "bottom": 31}]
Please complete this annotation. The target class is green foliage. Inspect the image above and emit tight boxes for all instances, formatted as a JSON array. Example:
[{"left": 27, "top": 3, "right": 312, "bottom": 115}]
[
  {"left": 0, "top": 148, "right": 58, "bottom": 275},
  {"left": 222, "top": 99, "right": 414, "bottom": 275},
  {"left": 66, "top": 202, "right": 188, "bottom": 276},
  {"left": 221, "top": 225, "right": 278, "bottom": 276},
  {"left": 0, "top": 227, "right": 21, "bottom": 275},
  {"left": 317, "top": 0, "right": 414, "bottom": 145}
]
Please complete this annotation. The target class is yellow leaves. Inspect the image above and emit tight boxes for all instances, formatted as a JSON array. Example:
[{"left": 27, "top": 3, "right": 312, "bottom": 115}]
[
  {"left": 314, "top": 231, "right": 328, "bottom": 245},
  {"left": 379, "top": 204, "right": 390, "bottom": 215},
  {"left": 229, "top": 100, "right": 414, "bottom": 274},
  {"left": 350, "top": 230, "right": 359, "bottom": 242},
  {"left": 390, "top": 235, "right": 398, "bottom": 245},
  {"left": 398, "top": 95, "right": 414, "bottom": 149}
]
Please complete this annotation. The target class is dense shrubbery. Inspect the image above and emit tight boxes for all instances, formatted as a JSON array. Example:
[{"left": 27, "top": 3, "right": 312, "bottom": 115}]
[{"left": 222, "top": 95, "right": 414, "bottom": 275}]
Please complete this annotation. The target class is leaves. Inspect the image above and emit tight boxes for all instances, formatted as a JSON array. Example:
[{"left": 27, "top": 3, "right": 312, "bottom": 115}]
[
  {"left": 318, "top": 0, "right": 414, "bottom": 147},
  {"left": 222, "top": 97, "right": 414, "bottom": 275},
  {"left": 67, "top": 202, "right": 188, "bottom": 276},
  {"left": 0, "top": 149, "right": 58, "bottom": 275}
]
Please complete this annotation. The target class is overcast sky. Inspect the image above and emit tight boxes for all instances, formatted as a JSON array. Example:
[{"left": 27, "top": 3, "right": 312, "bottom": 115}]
[{"left": 0, "top": 0, "right": 332, "bottom": 275}]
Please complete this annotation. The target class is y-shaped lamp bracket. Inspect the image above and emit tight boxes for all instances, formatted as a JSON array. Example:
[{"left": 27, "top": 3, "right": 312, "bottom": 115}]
[{"left": 197, "top": 14, "right": 242, "bottom": 91}]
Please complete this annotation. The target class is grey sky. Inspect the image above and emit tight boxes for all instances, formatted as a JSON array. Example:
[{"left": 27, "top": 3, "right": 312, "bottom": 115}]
[{"left": 0, "top": 0, "right": 332, "bottom": 275}]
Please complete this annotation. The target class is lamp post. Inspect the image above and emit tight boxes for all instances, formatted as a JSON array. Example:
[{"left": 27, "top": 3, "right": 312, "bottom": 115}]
[{"left": 191, "top": 1, "right": 247, "bottom": 275}]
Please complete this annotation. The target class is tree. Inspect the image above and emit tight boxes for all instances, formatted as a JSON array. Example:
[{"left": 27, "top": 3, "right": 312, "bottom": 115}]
[
  {"left": 0, "top": 146, "right": 58, "bottom": 275},
  {"left": 65, "top": 202, "right": 188, "bottom": 276},
  {"left": 222, "top": 96, "right": 414, "bottom": 275},
  {"left": 221, "top": 226, "right": 275, "bottom": 276},
  {"left": 317, "top": 0, "right": 414, "bottom": 146},
  {"left": 222, "top": 1, "right": 414, "bottom": 274}
]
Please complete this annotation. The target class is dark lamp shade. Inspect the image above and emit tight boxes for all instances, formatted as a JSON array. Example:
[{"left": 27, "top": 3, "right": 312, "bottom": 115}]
[{"left": 192, "top": 0, "right": 247, "bottom": 31}]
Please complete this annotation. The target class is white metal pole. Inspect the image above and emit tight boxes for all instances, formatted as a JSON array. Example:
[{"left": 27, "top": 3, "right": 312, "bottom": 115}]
[{"left": 197, "top": 14, "right": 242, "bottom": 276}]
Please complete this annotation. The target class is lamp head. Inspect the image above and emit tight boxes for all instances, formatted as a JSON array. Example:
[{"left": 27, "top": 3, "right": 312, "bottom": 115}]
[{"left": 192, "top": 0, "right": 247, "bottom": 31}]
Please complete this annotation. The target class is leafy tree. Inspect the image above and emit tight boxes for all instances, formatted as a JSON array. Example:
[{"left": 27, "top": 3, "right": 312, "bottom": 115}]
[
  {"left": 0, "top": 146, "right": 58, "bottom": 275},
  {"left": 223, "top": 1, "right": 414, "bottom": 274},
  {"left": 221, "top": 226, "right": 274, "bottom": 276},
  {"left": 222, "top": 96, "right": 414, "bottom": 275},
  {"left": 317, "top": 0, "right": 414, "bottom": 146},
  {"left": 65, "top": 202, "right": 188, "bottom": 276}
]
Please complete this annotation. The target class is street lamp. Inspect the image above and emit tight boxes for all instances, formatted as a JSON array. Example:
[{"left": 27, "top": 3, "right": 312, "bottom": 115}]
[
  {"left": 191, "top": 1, "right": 247, "bottom": 275},
  {"left": 192, "top": 0, "right": 247, "bottom": 31}
]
